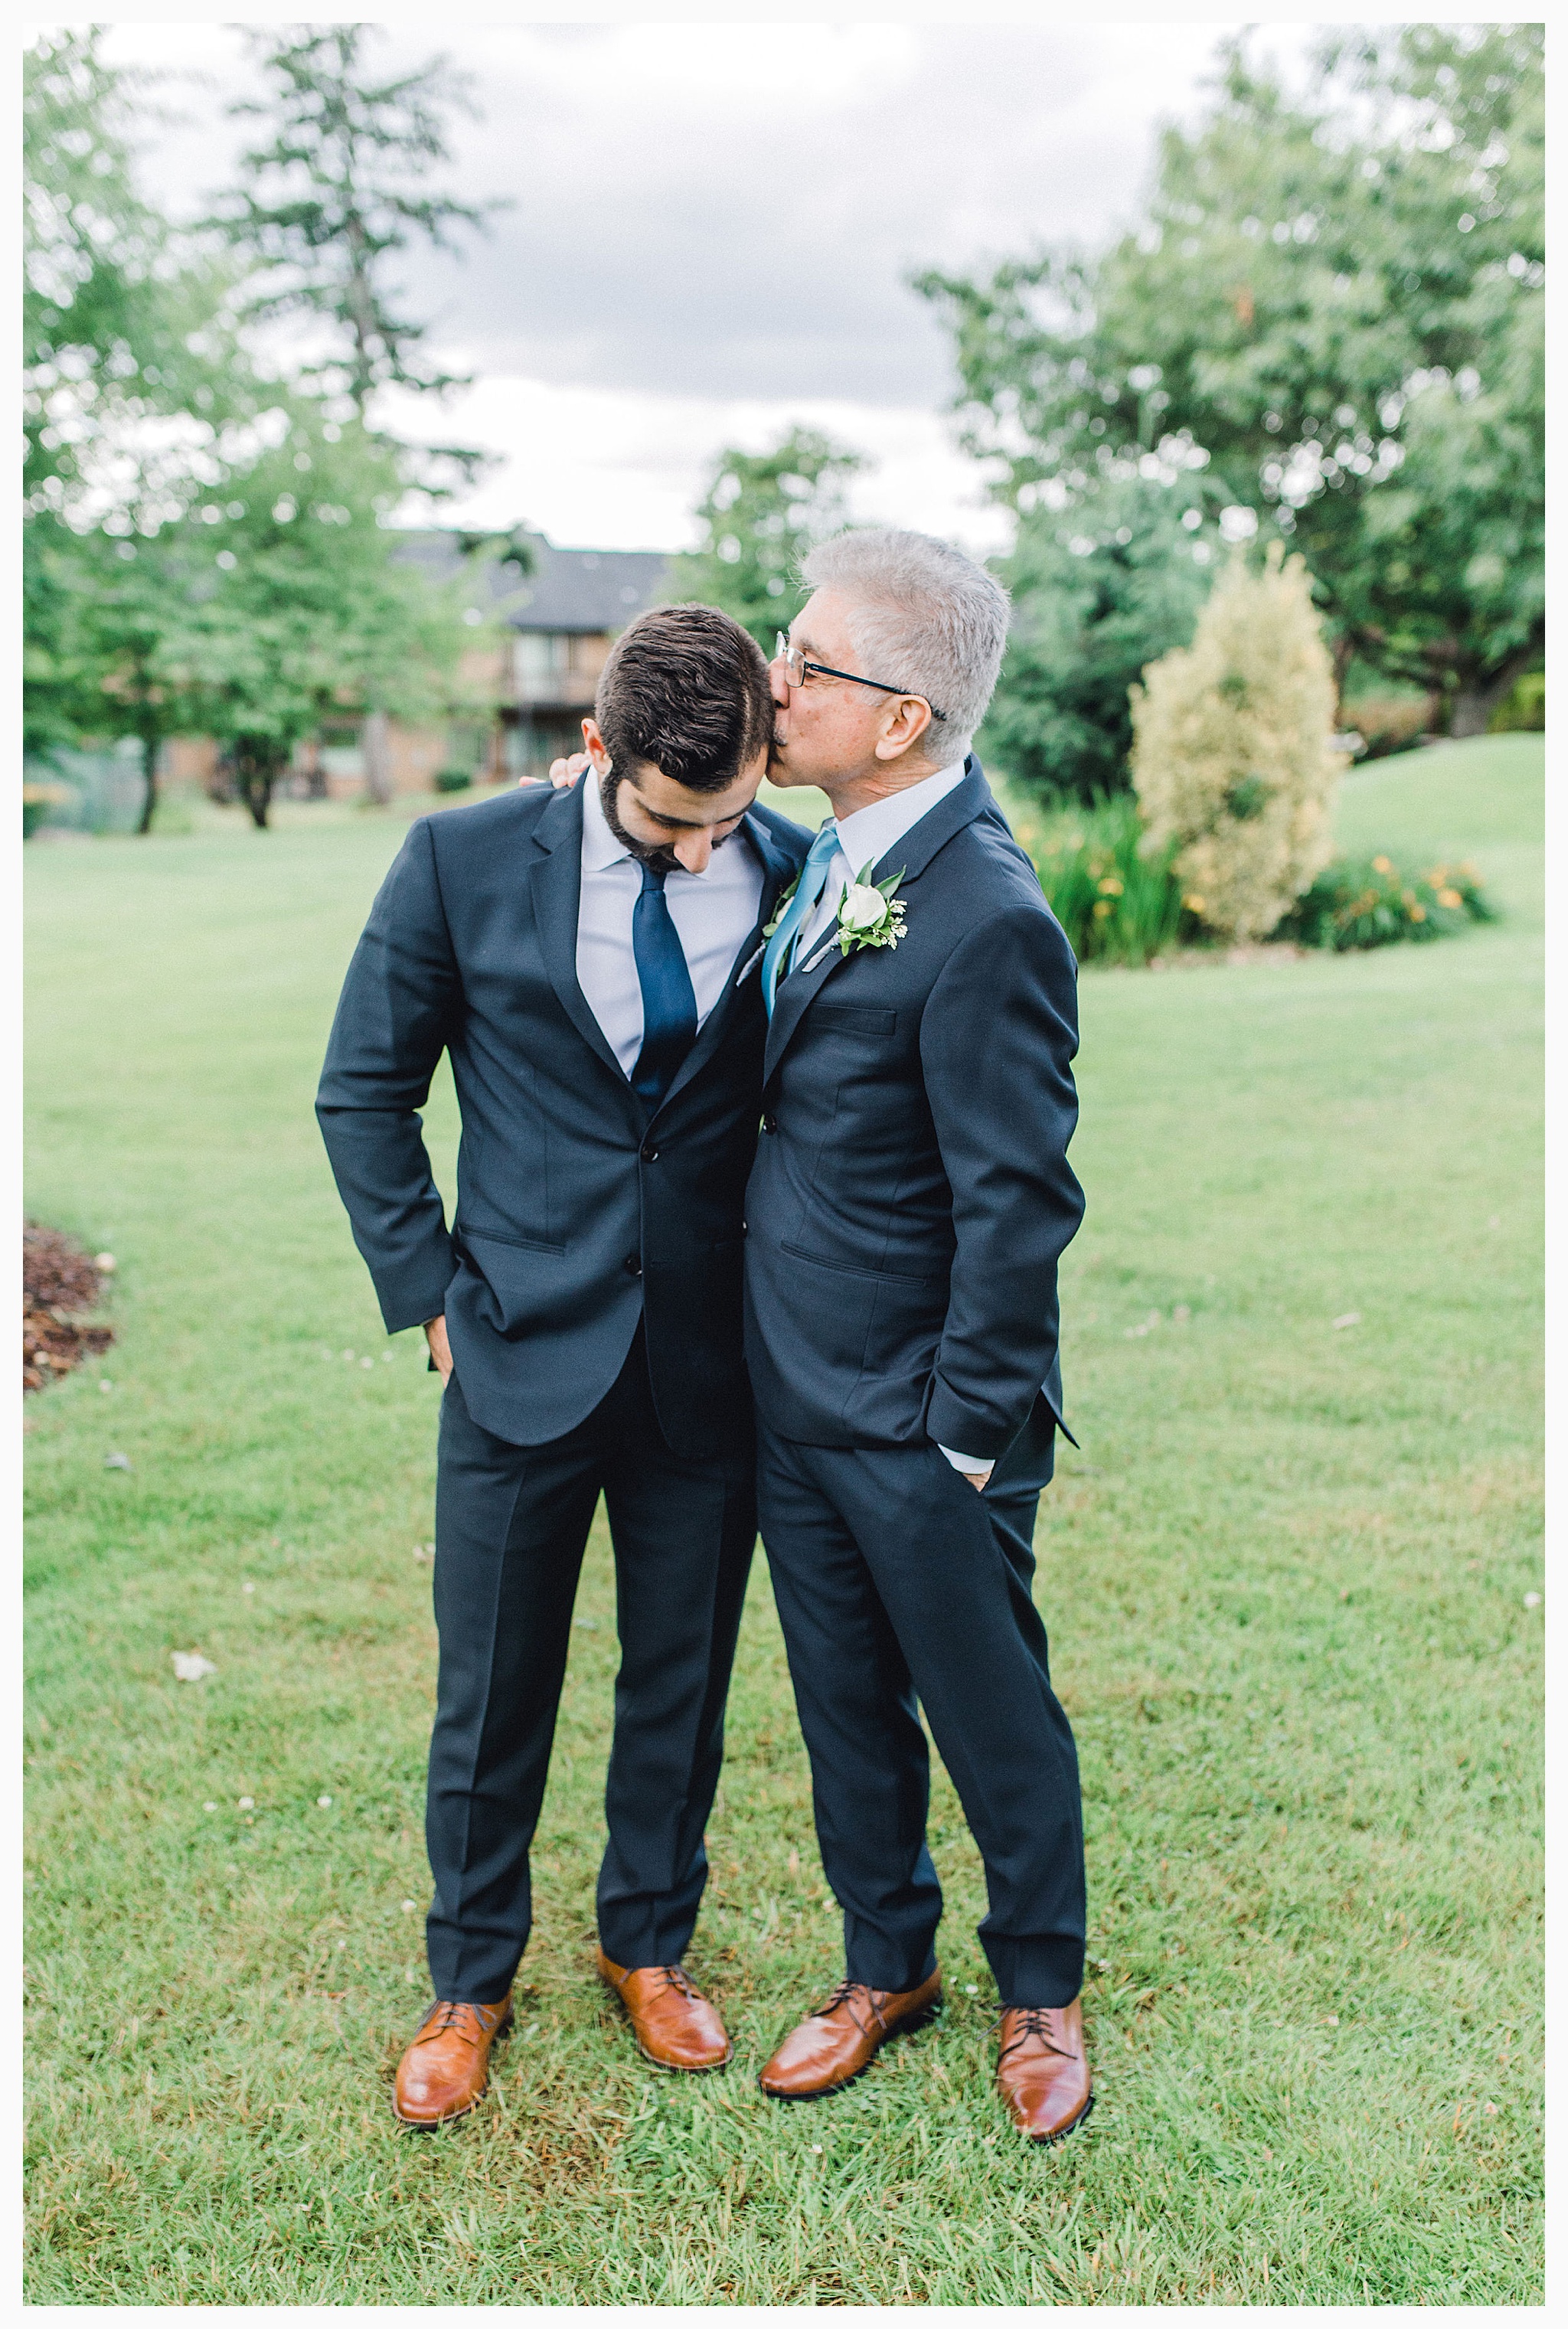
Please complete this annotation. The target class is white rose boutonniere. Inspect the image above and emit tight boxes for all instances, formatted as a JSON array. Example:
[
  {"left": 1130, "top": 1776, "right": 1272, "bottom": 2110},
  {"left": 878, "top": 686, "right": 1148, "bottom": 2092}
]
[{"left": 835, "top": 860, "right": 908, "bottom": 958}]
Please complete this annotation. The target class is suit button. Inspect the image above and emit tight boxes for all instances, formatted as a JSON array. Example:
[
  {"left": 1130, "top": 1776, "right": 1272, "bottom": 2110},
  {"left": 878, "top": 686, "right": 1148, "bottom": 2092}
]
[
  {"left": 640, "top": 1143, "right": 658, "bottom": 1162},
  {"left": 624, "top": 1254, "right": 642, "bottom": 1277},
  {"left": 762, "top": 1113, "right": 778, "bottom": 1134}
]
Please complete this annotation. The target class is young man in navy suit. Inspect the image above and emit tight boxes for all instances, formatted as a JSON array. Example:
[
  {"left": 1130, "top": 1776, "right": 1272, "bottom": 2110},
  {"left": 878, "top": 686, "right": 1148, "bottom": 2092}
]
[
  {"left": 318, "top": 607, "right": 810, "bottom": 2124},
  {"left": 744, "top": 529, "right": 1093, "bottom": 2143}
]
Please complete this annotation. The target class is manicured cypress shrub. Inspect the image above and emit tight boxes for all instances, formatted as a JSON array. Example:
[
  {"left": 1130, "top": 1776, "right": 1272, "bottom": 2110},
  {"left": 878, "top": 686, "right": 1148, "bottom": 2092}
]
[{"left": 1129, "top": 545, "right": 1346, "bottom": 942}]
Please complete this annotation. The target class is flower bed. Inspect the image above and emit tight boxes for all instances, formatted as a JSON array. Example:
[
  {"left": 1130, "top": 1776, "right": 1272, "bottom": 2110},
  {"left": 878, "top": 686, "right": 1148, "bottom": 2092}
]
[{"left": 23, "top": 1224, "right": 114, "bottom": 1393}]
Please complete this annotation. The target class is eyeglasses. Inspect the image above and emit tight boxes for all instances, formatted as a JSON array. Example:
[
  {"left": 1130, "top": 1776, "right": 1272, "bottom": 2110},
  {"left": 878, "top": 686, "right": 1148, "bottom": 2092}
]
[{"left": 774, "top": 633, "right": 946, "bottom": 723}]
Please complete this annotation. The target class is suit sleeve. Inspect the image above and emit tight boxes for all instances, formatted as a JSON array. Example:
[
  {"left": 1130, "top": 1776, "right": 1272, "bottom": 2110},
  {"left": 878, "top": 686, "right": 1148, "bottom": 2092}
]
[
  {"left": 315, "top": 817, "right": 461, "bottom": 1334},
  {"left": 920, "top": 900, "right": 1086, "bottom": 1459}
]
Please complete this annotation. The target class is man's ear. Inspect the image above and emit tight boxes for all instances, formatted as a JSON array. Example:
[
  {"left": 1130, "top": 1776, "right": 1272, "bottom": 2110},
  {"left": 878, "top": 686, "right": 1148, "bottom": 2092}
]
[
  {"left": 583, "top": 716, "right": 612, "bottom": 775},
  {"left": 874, "top": 694, "right": 936, "bottom": 763}
]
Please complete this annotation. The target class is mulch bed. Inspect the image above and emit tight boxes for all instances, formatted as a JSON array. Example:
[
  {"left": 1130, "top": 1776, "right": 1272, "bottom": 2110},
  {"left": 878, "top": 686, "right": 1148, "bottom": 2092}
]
[{"left": 24, "top": 1223, "right": 114, "bottom": 1393}]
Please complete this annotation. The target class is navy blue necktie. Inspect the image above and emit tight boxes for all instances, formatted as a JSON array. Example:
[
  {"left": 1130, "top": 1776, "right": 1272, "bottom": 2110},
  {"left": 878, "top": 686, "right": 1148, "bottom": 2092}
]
[{"left": 631, "top": 861, "right": 698, "bottom": 1108}]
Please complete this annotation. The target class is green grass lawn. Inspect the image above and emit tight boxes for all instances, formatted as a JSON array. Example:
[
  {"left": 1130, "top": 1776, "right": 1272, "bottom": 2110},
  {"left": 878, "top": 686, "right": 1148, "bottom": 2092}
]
[{"left": 24, "top": 736, "right": 1542, "bottom": 2302}]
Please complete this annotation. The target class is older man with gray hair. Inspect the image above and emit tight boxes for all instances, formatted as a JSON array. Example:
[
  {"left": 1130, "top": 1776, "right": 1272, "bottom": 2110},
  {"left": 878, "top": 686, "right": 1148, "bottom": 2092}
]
[{"left": 746, "top": 526, "right": 1092, "bottom": 2142}]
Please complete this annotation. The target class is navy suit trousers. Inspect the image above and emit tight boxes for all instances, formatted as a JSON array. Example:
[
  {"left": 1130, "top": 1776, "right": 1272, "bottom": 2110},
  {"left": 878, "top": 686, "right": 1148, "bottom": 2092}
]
[
  {"left": 756, "top": 1420, "right": 1086, "bottom": 2009},
  {"left": 426, "top": 1328, "right": 756, "bottom": 2002}
]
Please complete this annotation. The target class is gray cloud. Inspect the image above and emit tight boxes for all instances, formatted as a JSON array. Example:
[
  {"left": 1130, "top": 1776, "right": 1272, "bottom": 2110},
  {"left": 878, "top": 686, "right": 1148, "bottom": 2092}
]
[{"left": 106, "top": 21, "right": 1304, "bottom": 410}]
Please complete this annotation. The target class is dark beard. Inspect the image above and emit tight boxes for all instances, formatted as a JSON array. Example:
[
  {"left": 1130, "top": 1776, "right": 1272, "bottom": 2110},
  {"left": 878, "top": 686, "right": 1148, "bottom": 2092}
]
[
  {"left": 600, "top": 768, "right": 742, "bottom": 874},
  {"left": 599, "top": 769, "right": 681, "bottom": 874}
]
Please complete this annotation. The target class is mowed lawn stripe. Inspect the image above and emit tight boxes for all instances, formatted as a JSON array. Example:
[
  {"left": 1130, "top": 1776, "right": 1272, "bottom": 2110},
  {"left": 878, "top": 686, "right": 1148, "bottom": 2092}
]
[{"left": 24, "top": 737, "right": 1541, "bottom": 2302}]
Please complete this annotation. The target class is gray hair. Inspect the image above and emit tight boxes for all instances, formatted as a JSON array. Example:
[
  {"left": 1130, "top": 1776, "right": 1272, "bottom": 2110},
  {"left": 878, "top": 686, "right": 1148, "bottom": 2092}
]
[{"left": 799, "top": 526, "right": 1011, "bottom": 764}]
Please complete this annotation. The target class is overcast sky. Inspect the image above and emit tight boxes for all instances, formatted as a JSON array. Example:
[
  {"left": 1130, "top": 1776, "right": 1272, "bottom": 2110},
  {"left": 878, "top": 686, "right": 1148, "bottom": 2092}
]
[{"left": 95, "top": 18, "right": 1318, "bottom": 551}]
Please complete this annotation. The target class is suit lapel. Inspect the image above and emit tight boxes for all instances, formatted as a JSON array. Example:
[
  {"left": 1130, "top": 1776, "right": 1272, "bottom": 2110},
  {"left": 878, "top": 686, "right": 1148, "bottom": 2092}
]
[
  {"left": 763, "top": 923, "right": 852, "bottom": 1080},
  {"left": 528, "top": 782, "right": 637, "bottom": 1093},
  {"left": 653, "top": 811, "right": 798, "bottom": 1118},
  {"left": 763, "top": 759, "right": 992, "bottom": 1082}
]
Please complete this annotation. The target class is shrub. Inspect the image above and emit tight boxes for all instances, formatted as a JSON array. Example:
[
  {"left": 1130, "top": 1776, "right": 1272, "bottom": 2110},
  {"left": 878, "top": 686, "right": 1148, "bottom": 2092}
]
[
  {"left": 22, "top": 781, "right": 69, "bottom": 839},
  {"left": 1489, "top": 671, "right": 1544, "bottom": 733},
  {"left": 1338, "top": 692, "right": 1436, "bottom": 761},
  {"left": 1130, "top": 544, "right": 1346, "bottom": 942},
  {"left": 433, "top": 766, "right": 472, "bottom": 793},
  {"left": 1279, "top": 855, "right": 1496, "bottom": 952},
  {"left": 1005, "top": 791, "right": 1187, "bottom": 967}
]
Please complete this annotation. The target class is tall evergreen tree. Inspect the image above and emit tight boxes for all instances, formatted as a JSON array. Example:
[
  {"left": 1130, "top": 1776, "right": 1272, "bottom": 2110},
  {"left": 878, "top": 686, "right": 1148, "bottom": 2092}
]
[{"left": 222, "top": 23, "right": 500, "bottom": 469}]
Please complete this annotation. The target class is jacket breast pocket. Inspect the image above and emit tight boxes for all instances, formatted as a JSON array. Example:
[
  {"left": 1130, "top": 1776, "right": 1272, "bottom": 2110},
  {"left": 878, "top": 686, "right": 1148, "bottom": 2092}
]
[{"left": 812, "top": 1003, "right": 896, "bottom": 1040}]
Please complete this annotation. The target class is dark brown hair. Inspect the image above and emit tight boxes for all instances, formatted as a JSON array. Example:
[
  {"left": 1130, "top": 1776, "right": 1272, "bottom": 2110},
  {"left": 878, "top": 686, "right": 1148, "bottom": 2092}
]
[{"left": 595, "top": 603, "right": 773, "bottom": 793}]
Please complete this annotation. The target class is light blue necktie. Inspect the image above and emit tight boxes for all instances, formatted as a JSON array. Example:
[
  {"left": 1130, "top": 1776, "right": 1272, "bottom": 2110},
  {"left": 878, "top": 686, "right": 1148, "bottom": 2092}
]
[{"left": 761, "top": 820, "right": 840, "bottom": 1020}]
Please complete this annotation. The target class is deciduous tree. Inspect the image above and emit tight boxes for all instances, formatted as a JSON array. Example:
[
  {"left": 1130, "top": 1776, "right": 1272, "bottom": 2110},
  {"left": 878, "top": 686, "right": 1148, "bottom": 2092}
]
[
  {"left": 666, "top": 429, "right": 865, "bottom": 652},
  {"left": 982, "top": 475, "right": 1217, "bottom": 804},
  {"left": 172, "top": 413, "right": 480, "bottom": 828},
  {"left": 919, "top": 24, "right": 1544, "bottom": 735}
]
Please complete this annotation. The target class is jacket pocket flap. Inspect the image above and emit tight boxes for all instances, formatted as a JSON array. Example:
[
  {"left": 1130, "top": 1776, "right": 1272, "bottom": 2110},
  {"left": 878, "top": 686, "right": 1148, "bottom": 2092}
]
[{"left": 812, "top": 1003, "right": 896, "bottom": 1037}]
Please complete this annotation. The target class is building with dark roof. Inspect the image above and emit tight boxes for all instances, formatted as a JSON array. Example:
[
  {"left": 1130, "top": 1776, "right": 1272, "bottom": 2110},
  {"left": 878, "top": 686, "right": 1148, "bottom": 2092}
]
[
  {"left": 496, "top": 537, "right": 673, "bottom": 779},
  {"left": 96, "top": 530, "right": 681, "bottom": 815}
]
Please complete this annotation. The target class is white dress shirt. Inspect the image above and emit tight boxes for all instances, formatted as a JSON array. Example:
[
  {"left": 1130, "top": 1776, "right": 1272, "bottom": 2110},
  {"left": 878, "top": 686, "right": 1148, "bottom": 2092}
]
[
  {"left": 575, "top": 769, "right": 764, "bottom": 1079},
  {"left": 794, "top": 759, "right": 969, "bottom": 962},
  {"left": 790, "top": 758, "right": 991, "bottom": 1481}
]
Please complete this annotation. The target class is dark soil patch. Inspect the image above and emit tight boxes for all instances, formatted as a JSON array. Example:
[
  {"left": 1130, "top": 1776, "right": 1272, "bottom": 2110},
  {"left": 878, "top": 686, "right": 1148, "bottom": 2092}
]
[{"left": 24, "top": 1223, "right": 114, "bottom": 1393}]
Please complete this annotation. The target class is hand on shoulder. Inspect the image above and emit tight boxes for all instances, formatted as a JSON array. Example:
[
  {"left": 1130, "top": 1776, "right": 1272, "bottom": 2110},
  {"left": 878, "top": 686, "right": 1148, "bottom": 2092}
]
[{"left": 521, "top": 753, "right": 589, "bottom": 792}]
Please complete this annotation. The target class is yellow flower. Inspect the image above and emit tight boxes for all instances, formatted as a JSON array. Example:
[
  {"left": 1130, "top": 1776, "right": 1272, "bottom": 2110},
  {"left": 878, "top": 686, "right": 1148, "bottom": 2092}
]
[
  {"left": 1372, "top": 854, "right": 1393, "bottom": 874},
  {"left": 1436, "top": 887, "right": 1463, "bottom": 909},
  {"left": 1183, "top": 893, "right": 1207, "bottom": 913},
  {"left": 1093, "top": 899, "right": 1114, "bottom": 918},
  {"left": 1410, "top": 903, "right": 1426, "bottom": 921},
  {"left": 1098, "top": 876, "right": 1124, "bottom": 896}
]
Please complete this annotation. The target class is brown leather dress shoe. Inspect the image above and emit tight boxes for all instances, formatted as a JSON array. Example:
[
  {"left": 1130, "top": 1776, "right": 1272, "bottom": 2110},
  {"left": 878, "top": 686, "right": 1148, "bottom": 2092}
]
[
  {"left": 596, "top": 1947, "right": 732, "bottom": 2071},
  {"left": 759, "top": 1968, "right": 942, "bottom": 2099},
  {"left": 393, "top": 1993, "right": 513, "bottom": 2127},
  {"left": 995, "top": 1999, "right": 1093, "bottom": 2142}
]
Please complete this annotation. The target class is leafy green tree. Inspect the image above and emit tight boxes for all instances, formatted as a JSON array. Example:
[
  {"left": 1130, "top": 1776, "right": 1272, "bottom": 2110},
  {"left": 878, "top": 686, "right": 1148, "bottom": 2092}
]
[
  {"left": 23, "top": 29, "right": 488, "bottom": 835},
  {"left": 665, "top": 429, "right": 865, "bottom": 651},
  {"left": 24, "top": 30, "right": 239, "bottom": 527},
  {"left": 35, "top": 523, "right": 208, "bottom": 832},
  {"left": 918, "top": 24, "right": 1544, "bottom": 734},
  {"left": 982, "top": 475, "right": 1217, "bottom": 803},
  {"left": 222, "top": 23, "right": 499, "bottom": 475},
  {"left": 24, "top": 28, "right": 240, "bottom": 766},
  {"left": 171, "top": 413, "right": 480, "bottom": 827}
]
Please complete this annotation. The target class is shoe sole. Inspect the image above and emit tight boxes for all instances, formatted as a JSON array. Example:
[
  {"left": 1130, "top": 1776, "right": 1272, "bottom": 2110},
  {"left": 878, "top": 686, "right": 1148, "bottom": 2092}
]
[
  {"left": 599, "top": 1978, "right": 733, "bottom": 2075},
  {"left": 1015, "top": 2088, "right": 1095, "bottom": 2146},
  {"left": 759, "top": 1997, "right": 942, "bottom": 2102},
  {"left": 390, "top": 2009, "right": 514, "bottom": 2128}
]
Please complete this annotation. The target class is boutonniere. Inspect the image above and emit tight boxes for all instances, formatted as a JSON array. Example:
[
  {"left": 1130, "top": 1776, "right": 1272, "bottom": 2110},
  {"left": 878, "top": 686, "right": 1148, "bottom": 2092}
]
[
  {"left": 761, "top": 874, "right": 799, "bottom": 942},
  {"left": 835, "top": 861, "right": 907, "bottom": 957}
]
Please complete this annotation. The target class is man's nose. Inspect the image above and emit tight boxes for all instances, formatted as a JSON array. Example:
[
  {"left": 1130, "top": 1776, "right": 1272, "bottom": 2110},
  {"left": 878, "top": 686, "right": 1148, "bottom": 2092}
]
[{"left": 675, "top": 830, "right": 714, "bottom": 873}]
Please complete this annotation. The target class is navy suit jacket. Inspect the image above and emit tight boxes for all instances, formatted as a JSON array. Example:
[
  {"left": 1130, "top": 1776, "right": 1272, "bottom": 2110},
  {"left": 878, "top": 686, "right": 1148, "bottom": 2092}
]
[
  {"left": 743, "top": 759, "right": 1085, "bottom": 1461},
  {"left": 317, "top": 780, "right": 810, "bottom": 1458}
]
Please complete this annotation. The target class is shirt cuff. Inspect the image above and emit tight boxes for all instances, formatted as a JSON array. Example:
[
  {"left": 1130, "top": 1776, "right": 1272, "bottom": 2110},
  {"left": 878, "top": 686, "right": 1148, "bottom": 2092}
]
[{"left": 938, "top": 1444, "right": 992, "bottom": 1475}]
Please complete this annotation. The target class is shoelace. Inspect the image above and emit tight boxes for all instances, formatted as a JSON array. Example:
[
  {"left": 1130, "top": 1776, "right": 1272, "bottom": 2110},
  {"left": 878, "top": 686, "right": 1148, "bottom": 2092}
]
[
  {"left": 420, "top": 2000, "right": 495, "bottom": 2045},
  {"left": 997, "top": 2007, "right": 1074, "bottom": 2062},
  {"left": 808, "top": 1979, "right": 880, "bottom": 2036},
  {"left": 658, "top": 1965, "right": 702, "bottom": 2001}
]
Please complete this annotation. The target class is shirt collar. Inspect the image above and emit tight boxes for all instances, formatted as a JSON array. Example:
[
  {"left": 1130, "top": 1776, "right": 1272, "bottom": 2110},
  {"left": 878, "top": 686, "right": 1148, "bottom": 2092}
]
[
  {"left": 580, "top": 764, "right": 631, "bottom": 873},
  {"left": 831, "top": 759, "right": 969, "bottom": 880}
]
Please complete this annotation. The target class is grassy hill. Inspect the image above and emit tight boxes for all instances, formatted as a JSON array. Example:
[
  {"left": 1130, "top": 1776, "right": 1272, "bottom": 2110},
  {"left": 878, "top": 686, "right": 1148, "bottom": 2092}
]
[{"left": 24, "top": 737, "right": 1541, "bottom": 2301}]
